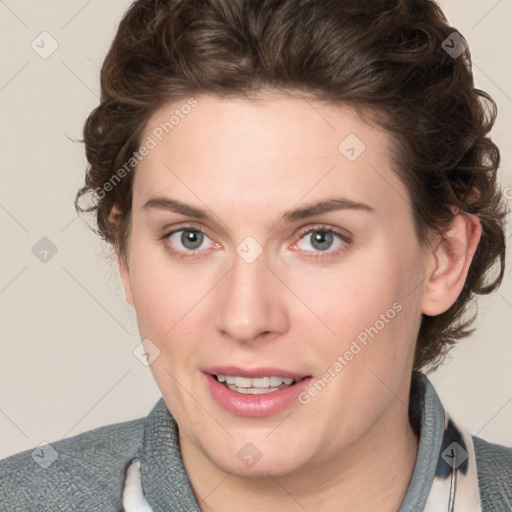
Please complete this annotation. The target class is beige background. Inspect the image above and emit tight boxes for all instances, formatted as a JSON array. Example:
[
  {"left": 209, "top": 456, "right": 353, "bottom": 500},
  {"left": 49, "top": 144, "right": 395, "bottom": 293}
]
[{"left": 0, "top": 0, "right": 511, "bottom": 459}]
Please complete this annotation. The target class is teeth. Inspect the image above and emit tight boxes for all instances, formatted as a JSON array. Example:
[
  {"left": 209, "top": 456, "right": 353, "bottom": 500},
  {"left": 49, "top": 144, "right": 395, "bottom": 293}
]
[
  {"left": 269, "top": 376, "right": 281, "bottom": 387},
  {"left": 252, "top": 377, "right": 270, "bottom": 387},
  {"left": 216, "top": 374, "right": 296, "bottom": 390},
  {"left": 233, "top": 376, "right": 253, "bottom": 388},
  {"left": 226, "top": 383, "right": 281, "bottom": 394}
]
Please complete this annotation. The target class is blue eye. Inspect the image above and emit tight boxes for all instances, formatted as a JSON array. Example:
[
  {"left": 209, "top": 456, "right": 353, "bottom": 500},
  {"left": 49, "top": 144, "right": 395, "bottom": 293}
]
[
  {"left": 165, "top": 228, "right": 215, "bottom": 256},
  {"left": 162, "top": 225, "right": 349, "bottom": 260},
  {"left": 296, "top": 227, "right": 347, "bottom": 255}
]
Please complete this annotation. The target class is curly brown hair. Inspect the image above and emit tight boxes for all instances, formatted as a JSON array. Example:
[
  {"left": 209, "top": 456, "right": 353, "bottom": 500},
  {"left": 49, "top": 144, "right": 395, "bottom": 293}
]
[{"left": 75, "top": 0, "right": 507, "bottom": 372}]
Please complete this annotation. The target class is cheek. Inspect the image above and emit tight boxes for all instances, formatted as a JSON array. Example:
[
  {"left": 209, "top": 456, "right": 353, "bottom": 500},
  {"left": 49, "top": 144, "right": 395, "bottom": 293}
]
[
  {"left": 288, "top": 248, "right": 420, "bottom": 366},
  {"left": 292, "top": 262, "right": 397, "bottom": 330},
  {"left": 127, "top": 238, "right": 212, "bottom": 338}
]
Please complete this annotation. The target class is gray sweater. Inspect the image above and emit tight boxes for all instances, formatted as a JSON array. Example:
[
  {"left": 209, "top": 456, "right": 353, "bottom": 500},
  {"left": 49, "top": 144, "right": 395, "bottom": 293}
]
[{"left": 1, "top": 373, "right": 511, "bottom": 511}]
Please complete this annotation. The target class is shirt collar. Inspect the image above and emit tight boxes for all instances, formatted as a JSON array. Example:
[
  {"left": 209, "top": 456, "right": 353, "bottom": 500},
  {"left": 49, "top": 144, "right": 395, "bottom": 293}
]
[{"left": 399, "top": 371, "right": 446, "bottom": 510}]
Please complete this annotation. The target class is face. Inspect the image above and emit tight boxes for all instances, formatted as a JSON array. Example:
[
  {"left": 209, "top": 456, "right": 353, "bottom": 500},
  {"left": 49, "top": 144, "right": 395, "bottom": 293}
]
[{"left": 118, "top": 93, "right": 430, "bottom": 479}]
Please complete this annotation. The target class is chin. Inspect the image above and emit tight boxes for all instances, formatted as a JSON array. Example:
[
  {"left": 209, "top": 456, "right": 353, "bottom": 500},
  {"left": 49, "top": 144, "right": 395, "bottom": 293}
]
[
  {"left": 216, "top": 452, "right": 306, "bottom": 479},
  {"left": 200, "top": 434, "right": 312, "bottom": 479}
]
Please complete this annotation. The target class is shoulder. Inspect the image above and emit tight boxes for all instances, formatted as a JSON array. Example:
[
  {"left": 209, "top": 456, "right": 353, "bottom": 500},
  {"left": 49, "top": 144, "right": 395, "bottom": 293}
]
[
  {"left": 0, "top": 414, "right": 146, "bottom": 511},
  {"left": 473, "top": 435, "right": 512, "bottom": 510}
]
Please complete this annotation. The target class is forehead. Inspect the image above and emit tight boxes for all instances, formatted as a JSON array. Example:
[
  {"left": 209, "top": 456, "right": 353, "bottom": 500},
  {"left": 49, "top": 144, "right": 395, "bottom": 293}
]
[{"left": 133, "top": 93, "right": 409, "bottom": 221}]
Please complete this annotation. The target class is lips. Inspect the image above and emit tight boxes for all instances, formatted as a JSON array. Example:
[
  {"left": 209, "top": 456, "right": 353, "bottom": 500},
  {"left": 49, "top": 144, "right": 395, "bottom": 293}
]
[{"left": 201, "top": 366, "right": 314, "bottom": 416}]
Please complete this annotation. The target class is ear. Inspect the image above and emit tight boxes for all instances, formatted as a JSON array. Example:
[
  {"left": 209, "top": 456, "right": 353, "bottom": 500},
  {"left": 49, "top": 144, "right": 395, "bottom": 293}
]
[
  {"left": 109, "top": 204, "right": 134, "bottom": 308},
  {"left": 421, "top": 212, "right": 482, "bottom": 316}
]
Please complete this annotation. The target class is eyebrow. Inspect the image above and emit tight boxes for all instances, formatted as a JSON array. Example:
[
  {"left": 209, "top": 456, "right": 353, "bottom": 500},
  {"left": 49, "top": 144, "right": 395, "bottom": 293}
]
[{"left": 142, "top": 196, "right": 374, "bottom": 224}]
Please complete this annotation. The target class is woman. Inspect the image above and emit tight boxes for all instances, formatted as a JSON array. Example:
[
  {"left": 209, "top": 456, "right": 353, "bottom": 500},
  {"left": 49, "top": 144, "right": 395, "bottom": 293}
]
[{"left": 1, "top": 0, "right": 510, "bottom": 510}]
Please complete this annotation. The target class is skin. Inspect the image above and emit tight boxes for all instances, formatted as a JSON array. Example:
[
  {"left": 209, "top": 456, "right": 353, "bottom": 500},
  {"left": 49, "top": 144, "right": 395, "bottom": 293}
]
[{"left": 113, "top": 92, "right": 481, "bottom": 511}]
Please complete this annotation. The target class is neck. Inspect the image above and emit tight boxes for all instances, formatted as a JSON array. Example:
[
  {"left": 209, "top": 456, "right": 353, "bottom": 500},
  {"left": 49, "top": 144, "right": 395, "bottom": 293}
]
[{"left": 181, "top": 398, "right": 419, "bottom": 512}]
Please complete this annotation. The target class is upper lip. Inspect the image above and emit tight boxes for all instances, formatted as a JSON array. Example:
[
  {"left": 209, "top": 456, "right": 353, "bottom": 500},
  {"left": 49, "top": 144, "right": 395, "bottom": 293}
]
[{"left": 203, "top": 365, "right": 310, "bottom": 380}]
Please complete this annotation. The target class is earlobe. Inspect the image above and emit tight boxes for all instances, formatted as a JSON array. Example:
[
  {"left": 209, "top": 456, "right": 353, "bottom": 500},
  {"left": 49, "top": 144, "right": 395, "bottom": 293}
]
[{"left": 421, "top": 213, "right": 482, "bottom": 316}]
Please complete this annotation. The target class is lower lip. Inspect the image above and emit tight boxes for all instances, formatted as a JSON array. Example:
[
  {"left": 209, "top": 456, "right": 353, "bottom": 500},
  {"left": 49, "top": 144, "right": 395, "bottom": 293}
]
[{"left": 202, "top": 373, "right": 314, "bottom": 417}]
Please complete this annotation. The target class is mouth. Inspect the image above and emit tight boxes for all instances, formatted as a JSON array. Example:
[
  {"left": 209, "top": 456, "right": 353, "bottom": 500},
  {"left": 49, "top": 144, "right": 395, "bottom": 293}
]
[{"left": 202, "top": 366, "right": 313, "bottom": 416}]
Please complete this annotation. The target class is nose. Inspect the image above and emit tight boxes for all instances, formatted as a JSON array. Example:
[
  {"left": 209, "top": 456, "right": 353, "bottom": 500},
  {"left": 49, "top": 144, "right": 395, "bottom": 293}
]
[{"left": 214, "top": 246, "right": 289, "bottom": 344}]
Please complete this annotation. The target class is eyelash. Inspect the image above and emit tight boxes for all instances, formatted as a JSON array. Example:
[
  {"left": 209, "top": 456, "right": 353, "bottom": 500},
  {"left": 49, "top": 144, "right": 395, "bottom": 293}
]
[
  {"left": 160, "top": 224, "right": 350, "bottom": 260},
  {"left": 160, "top": 225, "right": 215, "bottom": 260},
  {"left": 294, "top": 225, "right": 350, "bottom": 259}
]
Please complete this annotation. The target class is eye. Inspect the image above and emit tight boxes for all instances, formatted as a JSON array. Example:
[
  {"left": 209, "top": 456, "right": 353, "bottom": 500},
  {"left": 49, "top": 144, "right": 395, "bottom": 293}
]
[
  {"left": 161, "top": 225, "right": 349, "bottom": 259},
  {"left": 163, "top": 227, "right": 217, "bottom": 257},
  {"left": 295, "top": 226, "right": 348, "bottom": 256}
]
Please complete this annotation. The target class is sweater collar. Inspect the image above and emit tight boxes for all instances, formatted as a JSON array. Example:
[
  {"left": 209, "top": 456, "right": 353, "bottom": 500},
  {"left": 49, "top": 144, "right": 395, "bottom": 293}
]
[{"left": 137, "top": 398, "right": 200, "bottom": 511}]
